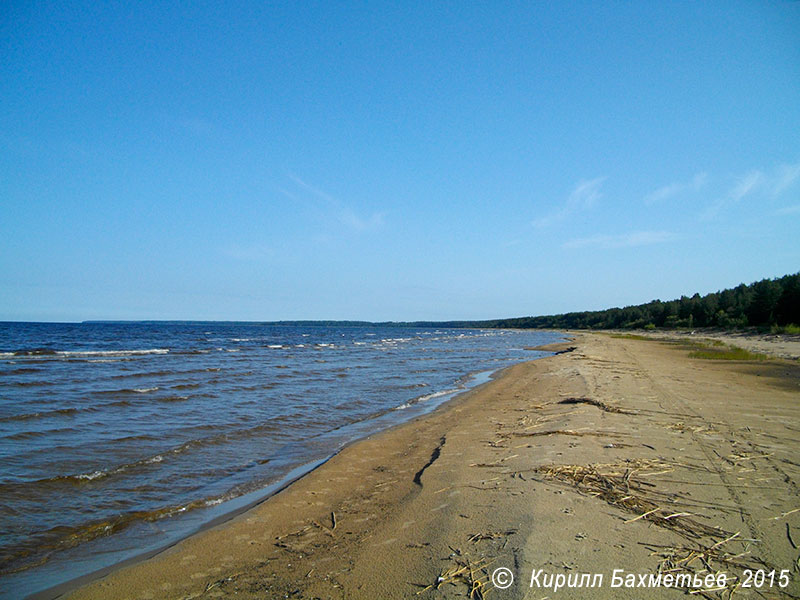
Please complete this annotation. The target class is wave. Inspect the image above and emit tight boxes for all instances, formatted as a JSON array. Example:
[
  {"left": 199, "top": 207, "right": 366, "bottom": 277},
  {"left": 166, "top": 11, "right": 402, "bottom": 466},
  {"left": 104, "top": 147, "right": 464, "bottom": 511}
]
[
  {"left": 4, "top": 348, "right": 169, "bottom": 359},
  {"left": 2, "top": 426, "right": 81, "bottom": 441},
  {"left": 0, "top": 406, "right": 80, "bottom": 423},
  {"left": 124, "top": 412, "right": 325, "bottom": 462},
  {"left": 0, "top": 445, "right": 162, "bottom": 492},
  {"left": 110, "top": 367, "right": 219, "bottom": 380},
  {"left": 170, "top": 383, "right": 201, "bottom": 390},
  {"left": 0, "top": 367, "right": 43, "bottom": 375},
  {"left": 94, "top": 387, "right": 160, "bottom": 397},
  {"left": 86, "top": 358, "right": 126, "bottom": 363},
  {"left": 156, "top": 395, "right": 189, "bottom": 403},
  {"left": 0, "top": 393, "right": 166, "bottom": 423},
  {"left": 7, "top": 380, "right": 54, "bottom": 387},
  {"left": 5, "top": 348, "right": 58, "bottom": 356},
  {"left": 0, "top": 491, "right": 221, "bottom": 576},
  {"left": 394, "top": 387, "right": 460, "bottom": 410},
  {"left": 417, "top": 388, "right": 460, "bottom": 402},
  {"left": 397, "top": 382, "right": 429, "bottom": 390}
]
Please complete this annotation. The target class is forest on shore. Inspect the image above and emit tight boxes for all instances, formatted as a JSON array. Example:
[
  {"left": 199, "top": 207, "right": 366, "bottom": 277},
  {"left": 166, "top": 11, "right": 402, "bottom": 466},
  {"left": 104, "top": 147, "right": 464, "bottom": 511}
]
[{"left": 474, "top": 272, "right": 800, "bottom": 331}]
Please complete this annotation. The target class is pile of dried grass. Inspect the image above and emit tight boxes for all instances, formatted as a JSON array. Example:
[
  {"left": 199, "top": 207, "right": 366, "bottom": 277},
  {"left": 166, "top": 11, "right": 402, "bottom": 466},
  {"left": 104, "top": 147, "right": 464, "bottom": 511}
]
[
  {"left": 642, "top": 532, "right": 770, "bottom": 599},
  {"left": 416, "top": 553, "right": 494, "bottom": 599},
  {"left": 534, "top": 460, "right": 730, "bottom": 540}
]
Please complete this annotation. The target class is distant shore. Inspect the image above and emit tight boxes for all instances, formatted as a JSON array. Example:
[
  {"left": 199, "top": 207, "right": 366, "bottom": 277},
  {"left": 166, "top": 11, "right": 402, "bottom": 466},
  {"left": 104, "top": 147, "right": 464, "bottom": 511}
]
[{"left": 62, "top": 332, "right": 800, "bottom": 599}]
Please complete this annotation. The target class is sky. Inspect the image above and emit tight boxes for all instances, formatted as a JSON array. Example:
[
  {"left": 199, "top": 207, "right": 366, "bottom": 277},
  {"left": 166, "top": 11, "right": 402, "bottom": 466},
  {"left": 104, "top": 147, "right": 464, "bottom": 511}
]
[{"left": 1, "top": 1, "right": 799, "bottom": 322}]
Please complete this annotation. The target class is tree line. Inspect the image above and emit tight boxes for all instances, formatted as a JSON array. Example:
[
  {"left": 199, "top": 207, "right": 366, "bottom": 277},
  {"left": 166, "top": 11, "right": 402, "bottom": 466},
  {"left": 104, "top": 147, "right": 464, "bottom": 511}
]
[{"left": 475, "top": 272, "right": 800, "bottom": 331}]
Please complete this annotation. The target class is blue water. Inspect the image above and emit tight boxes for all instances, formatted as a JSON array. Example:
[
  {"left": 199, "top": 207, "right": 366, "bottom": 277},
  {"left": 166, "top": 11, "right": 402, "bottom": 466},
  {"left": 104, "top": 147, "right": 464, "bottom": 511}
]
[{"left": 0, "top": 322, "right": 561, "bottom": 597}]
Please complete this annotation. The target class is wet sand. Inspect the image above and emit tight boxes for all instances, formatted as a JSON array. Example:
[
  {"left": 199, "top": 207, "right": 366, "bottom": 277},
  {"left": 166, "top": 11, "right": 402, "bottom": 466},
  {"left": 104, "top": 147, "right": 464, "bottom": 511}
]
[{"left": 63, "top": 333, "right": 800, "bottom": 599}]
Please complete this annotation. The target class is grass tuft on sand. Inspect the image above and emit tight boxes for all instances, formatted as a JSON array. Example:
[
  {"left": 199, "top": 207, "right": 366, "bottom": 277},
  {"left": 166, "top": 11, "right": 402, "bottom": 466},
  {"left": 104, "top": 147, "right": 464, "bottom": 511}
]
[
  {"left": 609, "top": 333, "right": 652, "bottom": 341},
  {"left": 687, "top": 344, "right": 769, "bottom": 361}
]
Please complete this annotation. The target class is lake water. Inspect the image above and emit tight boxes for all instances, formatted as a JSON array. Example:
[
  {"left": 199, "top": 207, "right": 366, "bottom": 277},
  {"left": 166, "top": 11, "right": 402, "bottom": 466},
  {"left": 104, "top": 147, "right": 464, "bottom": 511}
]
[{"left": 0, "top": 322, "right": 561, "bottom": 598}]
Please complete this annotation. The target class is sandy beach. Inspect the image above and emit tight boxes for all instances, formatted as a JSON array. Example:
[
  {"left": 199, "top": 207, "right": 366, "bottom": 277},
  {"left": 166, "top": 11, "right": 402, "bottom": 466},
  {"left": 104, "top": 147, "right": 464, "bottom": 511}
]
[{"left": 60, "top": 332, "right": 800, "bottom": 599}]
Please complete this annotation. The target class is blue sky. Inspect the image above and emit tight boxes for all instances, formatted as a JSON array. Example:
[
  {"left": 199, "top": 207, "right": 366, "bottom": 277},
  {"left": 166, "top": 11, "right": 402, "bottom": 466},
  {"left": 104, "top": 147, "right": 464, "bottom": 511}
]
[{"left": 2, "top": 1, "right": 799, "bottom": 322}]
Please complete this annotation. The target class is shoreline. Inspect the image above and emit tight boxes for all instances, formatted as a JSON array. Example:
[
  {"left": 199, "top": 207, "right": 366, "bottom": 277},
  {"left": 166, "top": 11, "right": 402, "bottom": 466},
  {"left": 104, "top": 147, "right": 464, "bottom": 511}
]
[
  {"left": 24, "top": 456, "right": 333, "bottom": 600},
  {"left": 22, "top": 342, "right": 568, "bottom": 600},
  {"left": 54, "top": 333, "right": 800, "bottom": 598}
]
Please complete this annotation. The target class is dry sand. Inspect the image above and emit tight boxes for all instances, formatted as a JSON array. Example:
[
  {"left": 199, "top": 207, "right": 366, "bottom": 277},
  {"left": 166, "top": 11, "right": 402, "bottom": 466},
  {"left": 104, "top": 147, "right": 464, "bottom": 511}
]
[{"left": 62, "top": 333, "right": 800, "bottom": 599}]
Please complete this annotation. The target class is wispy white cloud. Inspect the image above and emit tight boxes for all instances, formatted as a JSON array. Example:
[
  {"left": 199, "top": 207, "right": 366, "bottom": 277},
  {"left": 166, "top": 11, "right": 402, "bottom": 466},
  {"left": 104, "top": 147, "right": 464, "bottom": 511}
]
[
  {"left": 533, "top": 177, "right": 606, "bottom": 228},
  {"left": 563, "top": 230, "right": 676, "bottom": 249},
  {"left": 773, "top": 162, "right": 800, "bottom": 196},
  {"left": 287, "top": 173, "right": 337, "bottom": 204},
  {"left": 286, "top": 173, "right": 385, "bottom": 232},
  {"left": 729, "top": 170, "right": 764, "bottom": 202},
  {"left": 703, "top": 161, "right": 800, "bottom": 219},
  {"left": 644, "top": 172, "right": 708, "bottom": 204}
]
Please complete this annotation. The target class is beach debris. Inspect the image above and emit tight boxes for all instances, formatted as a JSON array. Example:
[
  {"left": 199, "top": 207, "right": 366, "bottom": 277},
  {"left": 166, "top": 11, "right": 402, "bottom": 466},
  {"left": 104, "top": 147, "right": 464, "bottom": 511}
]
[
  {"left": 506, "top": 414, "right": 559, "bottom": 434},
  {"left": 533, "top": 456, "right": 788, "bottom": 598},
  {"left": 275, "top": 540, "right": 302, "bottom": 554},
  {"left": 667, "top": 422, "right": 716, "bottom": 436},
  {"left": 729, "top": 451, "right": 774, "bottom": 463},
  {"left": 469, "top": 454, "right": 518, "bottom": 468},
  {"left": 330, "top": 511, "right": 337, "bottom": 531},
  {"left": 533, "top": 461, "right": 729, "bottom": 539},
  {"left": 203, "top": 575, "right": 236, "bottom": 593},
  {"left": 788, "top": 523, "right": 797, "bottom": 550},
  {"left": 274, "top": 519, "right": 337, "bottom": 554},
  {"left": 510, "top": 429, "right": 619, "bottom": 438},
  {"left": 641, "top": 532, "right": 773, "bottom": 599},
  {"left": 768, "top": 507, "right": 800, "bottom": 521},
  {"left": 415, "top": 553, "right": 494, "bottom": 598},
  {"left": 467, "top": 529, "right": 517, "bottom": 543},
  {"left": 413, "top": 436, "right": 445, "bottom": 487},
  {"left": 311, "top": 520, "right": 334, "bottom": 537},
  {"left": 557, "top": 397, "right": 633, "bottom": 414}
]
